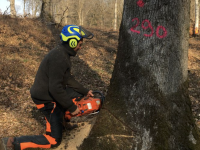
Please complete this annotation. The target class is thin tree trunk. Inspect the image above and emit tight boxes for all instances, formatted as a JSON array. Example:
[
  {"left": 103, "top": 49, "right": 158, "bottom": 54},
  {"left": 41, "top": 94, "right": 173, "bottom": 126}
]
[
  {"left": 32, "top": 0, "right": 34, "bottom": 18},
  {"left": 114, "top": 0, "right": 117, "bottom": 30},
  {"left": 194, "top": 0, "right": 199, "bottom": 35},
  {"left": 81, "top": 10, "right": 84, "bottom": 25},
  {"left": 23, "top": 0, "right": 26, "bottom": 17},
  {"left": 79, "top": 9, "right": 83, "bottom": 25},
  {"left": 33, "top": 2, "right": 39, "bottom": 17},
  {"left": 64, "top": 0, "right": 68, "bottom": 24},
  {"left": 10, "top": 0, "right": 16, "bottom": 17}
]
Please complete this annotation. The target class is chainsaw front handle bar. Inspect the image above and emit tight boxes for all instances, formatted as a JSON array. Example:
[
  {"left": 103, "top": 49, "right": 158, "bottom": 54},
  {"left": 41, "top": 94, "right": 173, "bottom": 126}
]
[{"left": 92, "top": 91, "right": 105, "bottom": 104}]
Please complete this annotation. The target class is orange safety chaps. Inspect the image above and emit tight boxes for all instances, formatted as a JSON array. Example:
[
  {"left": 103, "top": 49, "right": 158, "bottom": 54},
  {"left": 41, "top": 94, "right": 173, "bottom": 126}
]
[{"left": 12, "top": 102, "right": 64, "bottom": 150}]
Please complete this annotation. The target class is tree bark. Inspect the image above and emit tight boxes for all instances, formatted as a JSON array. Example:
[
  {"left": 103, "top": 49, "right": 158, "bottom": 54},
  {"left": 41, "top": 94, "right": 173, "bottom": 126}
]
[
  {"left": 10, "top": 0, "right": 16, "bottom": 17},
  {"left": 190, "top": 0, "right": 195, "bottom": 36},
  {"left": 23, "top": 0, "right": 26, "bottom": 17},
  {"left": 78, "top": 0, "right": 84, "bottom": 25},
  {"left": 114, "top": 0, "right": 118, "bottom": 30},
  {"left": 40, "top": 0, "right": 52, "bottom": 21},
  {"left": 79, "top": 0, "right": 200, "bottom": 150},
  {"left": 32, "top": 0, "right": 34, "bottom": 18},
  {"left": 33, "top": 1, "right": 41, "bottom": 18},
  {"left": 194, "top": 0, "right": 199, "bottom": 35}
]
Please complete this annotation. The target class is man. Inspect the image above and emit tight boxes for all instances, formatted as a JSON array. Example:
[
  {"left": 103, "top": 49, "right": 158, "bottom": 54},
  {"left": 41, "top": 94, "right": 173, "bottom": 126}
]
[{"left": 7, "top": 25, "right": 94, "bottom": 150}]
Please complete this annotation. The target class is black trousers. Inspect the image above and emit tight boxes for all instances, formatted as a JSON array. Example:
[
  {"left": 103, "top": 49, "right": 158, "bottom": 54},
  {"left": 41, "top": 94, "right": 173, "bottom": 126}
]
[{"left": 13, "top": 87, "right": 83, "bottom": 150}]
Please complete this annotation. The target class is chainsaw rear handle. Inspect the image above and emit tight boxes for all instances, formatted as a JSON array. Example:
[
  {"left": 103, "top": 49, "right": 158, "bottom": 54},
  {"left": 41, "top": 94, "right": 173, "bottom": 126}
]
[{"left": 65, "top": 104, "right": 85, "bottom": 120}]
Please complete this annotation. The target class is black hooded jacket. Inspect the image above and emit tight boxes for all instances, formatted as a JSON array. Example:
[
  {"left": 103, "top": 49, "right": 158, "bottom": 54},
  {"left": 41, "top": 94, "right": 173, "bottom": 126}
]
[{"left": 30, "top": 43, "right": 89, "bottom": 113}]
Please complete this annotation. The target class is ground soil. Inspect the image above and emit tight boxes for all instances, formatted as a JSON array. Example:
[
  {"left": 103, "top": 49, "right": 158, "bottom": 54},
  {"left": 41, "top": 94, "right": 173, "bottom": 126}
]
[{"left": 0, "top": 15, "right": 199, "bottom": 150}]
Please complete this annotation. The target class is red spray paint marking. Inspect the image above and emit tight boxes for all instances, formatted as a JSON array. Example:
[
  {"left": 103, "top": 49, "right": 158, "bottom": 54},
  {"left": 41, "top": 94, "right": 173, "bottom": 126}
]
[
  {"left": 130, "top": 18, "right": 167, "bottom": 39},
  {"left": 141, "top": 20, "right": 154, "bottom": 37},
  {"left": 156, "top": 26, "right": 167, "bottom": 39},
  {"left": 137, "top": 0, "right": 145, "bottom": 7},
  {"left": 130, "top": 18, "right": 140, "bottom": 34}
]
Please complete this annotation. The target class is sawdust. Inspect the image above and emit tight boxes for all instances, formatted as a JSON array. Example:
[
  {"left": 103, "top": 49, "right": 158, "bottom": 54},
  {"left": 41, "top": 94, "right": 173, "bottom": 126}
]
[{"left": 64, "top": 122, "right": 92, "bottom": 150}]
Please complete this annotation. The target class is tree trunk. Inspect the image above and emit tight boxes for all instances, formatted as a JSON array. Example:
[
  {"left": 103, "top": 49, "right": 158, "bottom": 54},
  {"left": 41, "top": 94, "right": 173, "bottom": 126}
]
[
  {"left": 33, "top": 1, "right": 40, "bottom": 18},
  {"left": 78, "top": 0, "right": 84, "bottom": 26},
  {"left": 190, "top": 0, "right": 195, "bottom": 35},
  {"left": 40, "top": 0, "right": 51, "bottom": 21},
  {"left": 64, "top": 0, "right": 68, "bottom": 25},
  {"left": 114, "top": 0, "right": 117, "bottom": 30},
  {"left": 79, "top": 0, "right": 200, "bottom": 149},
  {"left": 23, "top": 0, "right": 26, "bottom": 17},
  {"left": 10, "top": 0, "right": 16, "bottom": 17},
  {"left": 32, "top": 0, "right": 34, "bottom": 18},
  {"left": 40, "top": 0, "right": 46, "bottom": 19},
  {"left": 194, "top": 0, "right": 199, "bottom": 35},
  {"left": 81, "top": 10, "right": 84, "bottom": 25}
]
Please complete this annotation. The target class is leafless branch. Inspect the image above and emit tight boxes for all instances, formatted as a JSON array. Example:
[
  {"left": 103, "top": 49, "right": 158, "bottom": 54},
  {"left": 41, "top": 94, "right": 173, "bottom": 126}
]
[
  {"left": 57, "top": 7, "right": 68, "bottom": 28},
  {"left": 3, "top": 6, "right": 10, "bottom": 15},
  {"left": 24, "top": 13, "right": 31, "bottom": 18}
]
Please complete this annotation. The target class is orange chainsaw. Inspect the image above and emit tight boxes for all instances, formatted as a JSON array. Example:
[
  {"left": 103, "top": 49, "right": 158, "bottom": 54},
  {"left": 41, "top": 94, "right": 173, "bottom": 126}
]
[{"left": 65, "top": 91, "right": 105, "bottom": 120}]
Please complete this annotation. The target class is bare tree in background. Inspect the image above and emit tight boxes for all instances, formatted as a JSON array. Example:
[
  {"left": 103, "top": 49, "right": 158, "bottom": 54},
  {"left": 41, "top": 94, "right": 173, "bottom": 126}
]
[
  {"left": 114, "top": 0, "right": 118, "bottom": 30},
  {"left": 77, "top": 0, "right": 96, "bottom": 25},
  {"left": 40, "top": 0, "right": 51, "bottom": 21},
  {"left": 76, "top": 0, "right": 84, "bottom": 25},
  {"left": 9, "top": 0, "right": 16, "bottom": 17},
  {"left": 23, "top": 0, "right": 26, "bottom": 17},
  {"left": 32, "top": 0, "right": 41, "bottom": 17},
  {"left": 190, "top": 0, "right": 195, "bottom": 35},
  {"left": 40, "top": 0, "right": 123, "bottom": 29},
  {"left": 98, "top": 0, "right": 106, "bottom": 28},
  {"left": 24, "top": 0, "right": 41, "bottom": 18},
  {"left": 194, "top": 0, "right": 199, "bottom": 35}
]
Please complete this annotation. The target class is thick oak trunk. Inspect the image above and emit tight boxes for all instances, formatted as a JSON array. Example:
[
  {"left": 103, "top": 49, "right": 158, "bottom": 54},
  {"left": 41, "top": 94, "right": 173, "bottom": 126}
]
[{"left": 79, "top": 0, "right": 200, "bottom": 150}]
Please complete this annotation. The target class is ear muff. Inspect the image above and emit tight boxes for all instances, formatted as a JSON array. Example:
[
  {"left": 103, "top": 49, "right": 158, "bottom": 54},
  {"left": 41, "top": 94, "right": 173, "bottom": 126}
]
[{"left": 69, "top": 39, "right": 78, "bottom": 48}]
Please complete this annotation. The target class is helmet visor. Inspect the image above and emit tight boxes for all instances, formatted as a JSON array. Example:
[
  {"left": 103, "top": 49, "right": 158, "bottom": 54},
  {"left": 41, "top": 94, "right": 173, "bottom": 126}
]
[{"left": 79, "top": 26, "right": 94, "bottom": 39}]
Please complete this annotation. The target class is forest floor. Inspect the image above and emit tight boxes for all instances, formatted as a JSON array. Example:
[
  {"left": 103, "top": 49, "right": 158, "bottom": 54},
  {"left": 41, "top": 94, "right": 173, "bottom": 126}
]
[
  {"left": 0, "top": 15, "right": 117, "bottom": 150},
  {"left": 0, "top": 15, "right": 200, "bottom": 150}
]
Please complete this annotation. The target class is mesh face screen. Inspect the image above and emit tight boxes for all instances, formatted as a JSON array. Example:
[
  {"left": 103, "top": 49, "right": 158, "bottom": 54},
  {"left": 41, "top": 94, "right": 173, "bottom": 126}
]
[{"left": 79, "top": 26, "right": 94, "bottom": 39}]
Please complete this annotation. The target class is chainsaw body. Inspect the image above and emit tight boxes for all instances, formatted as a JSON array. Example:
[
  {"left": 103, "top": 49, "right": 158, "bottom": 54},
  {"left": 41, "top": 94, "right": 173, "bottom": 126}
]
[{"left": 65, "top": 91, "right": 104, "bottom": 120}]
